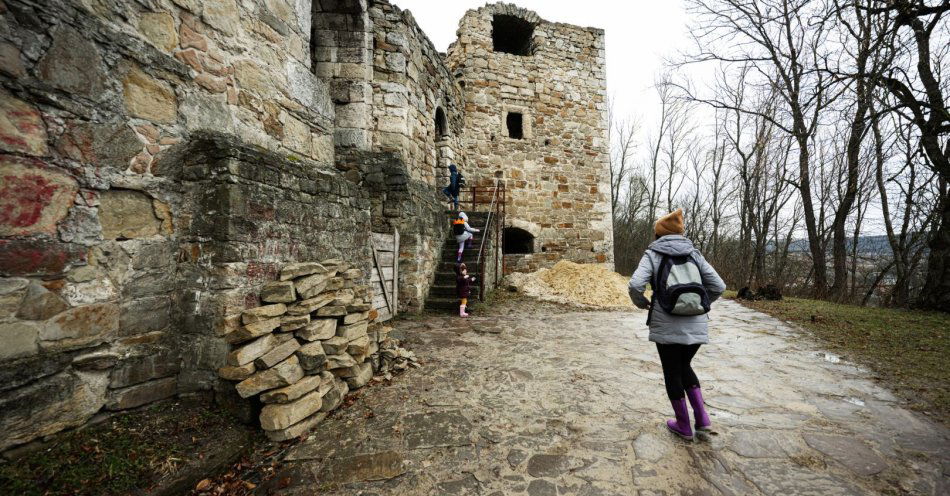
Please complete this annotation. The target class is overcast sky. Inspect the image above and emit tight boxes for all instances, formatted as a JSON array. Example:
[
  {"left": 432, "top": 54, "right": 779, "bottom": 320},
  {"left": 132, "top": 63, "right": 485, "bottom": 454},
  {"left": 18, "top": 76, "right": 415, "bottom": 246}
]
[{"left": 393, "top": 0, "right": 693, "bottom": 127}]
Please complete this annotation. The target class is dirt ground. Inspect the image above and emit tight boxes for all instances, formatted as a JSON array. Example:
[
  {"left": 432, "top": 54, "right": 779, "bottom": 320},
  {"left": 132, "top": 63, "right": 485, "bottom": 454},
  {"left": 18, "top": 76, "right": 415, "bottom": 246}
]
[{"left": 262, "top": 296, "right": 949, "bottom": 495}]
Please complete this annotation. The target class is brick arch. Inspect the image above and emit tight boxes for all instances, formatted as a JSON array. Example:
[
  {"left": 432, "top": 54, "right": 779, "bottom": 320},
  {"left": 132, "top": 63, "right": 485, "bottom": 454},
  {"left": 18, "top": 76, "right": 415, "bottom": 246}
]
[{"left": 312, "top": 0, "right": 372, "bottom": 149}]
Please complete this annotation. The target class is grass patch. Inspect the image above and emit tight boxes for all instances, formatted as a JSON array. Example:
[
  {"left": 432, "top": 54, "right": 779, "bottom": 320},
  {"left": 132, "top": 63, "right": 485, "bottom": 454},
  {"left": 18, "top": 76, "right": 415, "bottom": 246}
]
[
  {"left": 733, "top": 296, "right": 950, "bottom": 423},
  {"left": 0, "top": 400, "right": 252, "bottom": 496}
]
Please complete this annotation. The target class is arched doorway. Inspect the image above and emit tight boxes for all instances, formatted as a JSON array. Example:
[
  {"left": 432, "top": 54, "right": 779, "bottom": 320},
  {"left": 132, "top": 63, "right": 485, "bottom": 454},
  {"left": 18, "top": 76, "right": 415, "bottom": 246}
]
[
  {"left": 503, "top": 227, "right": 534, "bottom": 254},
  {"left": 435, "top": 107, "right": 448, "bottom": 138}
]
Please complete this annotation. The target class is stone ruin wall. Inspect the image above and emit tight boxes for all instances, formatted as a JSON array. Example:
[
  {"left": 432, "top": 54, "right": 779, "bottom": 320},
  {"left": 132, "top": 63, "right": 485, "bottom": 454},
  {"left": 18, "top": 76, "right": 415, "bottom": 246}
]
[
  {"left": 361, "top": 1, "right": 468, "bottom": 312},
  {"left": 0, "top": 0, "right": 451, "bottom": 453},
  {"left": 446, "top": 3, "right": 614, "bottom": 273},
  {"left": 0, "top": 0, "right": 610, "bottom": 453}
]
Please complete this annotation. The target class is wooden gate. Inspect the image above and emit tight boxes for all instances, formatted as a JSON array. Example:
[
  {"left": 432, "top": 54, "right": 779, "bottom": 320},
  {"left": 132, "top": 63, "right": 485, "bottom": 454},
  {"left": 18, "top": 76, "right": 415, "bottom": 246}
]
[{"left": 370, "top": 231, "right": 399, "bottom": 322}]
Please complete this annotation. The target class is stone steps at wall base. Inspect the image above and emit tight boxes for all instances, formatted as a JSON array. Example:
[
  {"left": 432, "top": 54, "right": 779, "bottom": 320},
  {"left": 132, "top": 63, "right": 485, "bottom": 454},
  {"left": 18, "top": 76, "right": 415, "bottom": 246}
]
[
  {"left": 444, "top": 210, "right": 491, "bottom": 217},
  {"left": 425, "top": 296, "right": 475, "bottom": 311},
  {"left": 427, "top": 285, "right": 481, "bottom": 299},
  {"left": 440, "top": 250, "right": 487, "bottom": 261},
  {"left": 433, "top": 269, "right": 483, "bottom": 285},
  {"left": 426, "top": 211, "right": 493, "bottom": 312}
]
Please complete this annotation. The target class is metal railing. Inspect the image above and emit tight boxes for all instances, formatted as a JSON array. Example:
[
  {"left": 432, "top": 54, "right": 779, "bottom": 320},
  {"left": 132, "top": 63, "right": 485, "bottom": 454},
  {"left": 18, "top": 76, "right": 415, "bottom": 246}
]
[{"left": 456, "top": 182, "right": 506, "bottom": 301}]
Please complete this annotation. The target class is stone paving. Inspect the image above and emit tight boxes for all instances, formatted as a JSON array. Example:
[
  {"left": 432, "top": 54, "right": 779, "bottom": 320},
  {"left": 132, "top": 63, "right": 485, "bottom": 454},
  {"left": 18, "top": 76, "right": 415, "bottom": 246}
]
[{"left": 273, "top": 298, "right": 949, "bottom": 495}]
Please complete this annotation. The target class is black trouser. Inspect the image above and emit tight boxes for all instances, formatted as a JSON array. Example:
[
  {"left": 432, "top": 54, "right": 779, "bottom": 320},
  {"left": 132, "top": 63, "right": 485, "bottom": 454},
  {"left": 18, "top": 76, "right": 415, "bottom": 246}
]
[{"left": 656, "top": 343, "right": 701, "bottom": 401}]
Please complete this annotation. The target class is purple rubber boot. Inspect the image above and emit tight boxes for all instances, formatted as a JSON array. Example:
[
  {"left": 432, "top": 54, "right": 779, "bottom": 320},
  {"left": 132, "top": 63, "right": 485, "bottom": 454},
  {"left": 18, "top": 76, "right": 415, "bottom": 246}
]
[
  {"left": 666, "top": 398, "right": 694, "bottom": 441},
  {"left": 686, "top": 386, "right": 712, "bottom": 432}
]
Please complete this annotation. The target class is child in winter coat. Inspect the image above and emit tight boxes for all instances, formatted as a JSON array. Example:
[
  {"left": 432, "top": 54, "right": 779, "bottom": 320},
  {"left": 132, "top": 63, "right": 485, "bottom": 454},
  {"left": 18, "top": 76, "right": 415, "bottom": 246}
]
[
  {"left": 627, "top": 209, "right": 726, "bottom": 441},
  {"left": 456, "top": 263, "right": 475, "bottom": 317},
  {"left": 452, "top": 212, "right": 480, "bottom": 262}
]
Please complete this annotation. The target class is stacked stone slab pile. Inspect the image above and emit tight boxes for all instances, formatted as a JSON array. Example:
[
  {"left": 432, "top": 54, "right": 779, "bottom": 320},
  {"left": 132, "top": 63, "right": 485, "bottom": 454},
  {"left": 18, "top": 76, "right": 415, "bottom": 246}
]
[{"left": 218, "top": 259, "right": 414, "bottom": 441}]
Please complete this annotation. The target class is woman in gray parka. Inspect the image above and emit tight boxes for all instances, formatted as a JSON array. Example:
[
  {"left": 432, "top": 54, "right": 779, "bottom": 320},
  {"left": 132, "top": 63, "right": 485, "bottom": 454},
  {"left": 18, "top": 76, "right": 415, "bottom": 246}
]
[{"left": 628, "top": 209, "right": 726, "bottom": 441}]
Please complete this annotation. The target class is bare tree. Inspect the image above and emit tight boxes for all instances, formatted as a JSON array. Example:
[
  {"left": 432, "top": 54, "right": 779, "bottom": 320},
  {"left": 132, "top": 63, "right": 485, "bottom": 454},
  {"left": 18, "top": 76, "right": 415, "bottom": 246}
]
[
  {"left": 825, "top": 0, "right": 896, "bottom": 300},
  {"left": 681, "top": 0, "right": 838, "bottom": 298},
  {"left": 608, "top": 98, "right": 640, "bottom": 222},
  {"left": 859, "top": 0, "right": 950, "bottom": 311}
]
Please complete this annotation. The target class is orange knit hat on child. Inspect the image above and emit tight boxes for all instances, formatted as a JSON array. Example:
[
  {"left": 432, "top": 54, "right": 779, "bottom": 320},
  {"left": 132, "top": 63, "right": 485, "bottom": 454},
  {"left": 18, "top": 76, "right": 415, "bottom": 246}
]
[{"left": 654, "top": 209, "right": 685, "bottom": 237}]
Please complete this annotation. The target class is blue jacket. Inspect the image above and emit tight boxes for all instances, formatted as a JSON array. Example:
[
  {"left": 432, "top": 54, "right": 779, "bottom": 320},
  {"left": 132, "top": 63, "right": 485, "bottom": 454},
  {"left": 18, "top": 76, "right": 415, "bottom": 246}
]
[{"left": 447, "top": 164, "right": 460, "bottom": 195}]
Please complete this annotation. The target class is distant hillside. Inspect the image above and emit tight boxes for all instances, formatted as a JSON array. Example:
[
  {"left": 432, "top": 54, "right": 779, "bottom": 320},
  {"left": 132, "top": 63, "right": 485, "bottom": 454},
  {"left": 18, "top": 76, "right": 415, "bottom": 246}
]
[{"left": 775, "top": 235, "right": 925, "bottom": 256}]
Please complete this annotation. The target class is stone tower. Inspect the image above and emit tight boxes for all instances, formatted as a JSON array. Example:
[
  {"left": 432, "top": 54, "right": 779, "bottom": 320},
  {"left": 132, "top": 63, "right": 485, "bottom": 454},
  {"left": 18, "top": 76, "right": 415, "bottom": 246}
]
[{"left": 447, "top": 3, "right": 613, "bottom": 272}]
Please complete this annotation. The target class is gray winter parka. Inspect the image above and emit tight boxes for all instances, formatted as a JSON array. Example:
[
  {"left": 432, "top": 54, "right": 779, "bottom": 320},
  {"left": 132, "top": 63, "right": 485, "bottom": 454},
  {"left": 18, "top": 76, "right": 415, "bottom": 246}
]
[{"left": 627, "top": 235, "right": 726, "bottom": 345}]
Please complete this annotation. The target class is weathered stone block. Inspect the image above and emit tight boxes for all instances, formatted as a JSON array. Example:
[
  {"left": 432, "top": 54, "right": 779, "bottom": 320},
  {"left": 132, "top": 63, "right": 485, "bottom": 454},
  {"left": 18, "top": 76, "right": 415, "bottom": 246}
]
[
  {"left": 0, "top": 278, "right": 28, "bottom": 319},
  {"left": 296, "top": 272, "right": 335, "bottom": 299},
  {"left": 287, "top": 293, "right": 334, "bottom": 315},
  {"left": 0, "top": 156, "right": 78, "bottom": 237},
  {"left": 320, "top": 258, "right": 350, "bottom": 272},
  {"left": 0, "top": 90, "right": 48, "bottom": 156},
  {"left": 279, "top": 262, "right": 330, "bottom": 281},
  {"left": 264, "top": 411, "right": 327, "bottom": 442},
  {"left": 330, "top": 289, "right": 354, "bottom": 306},
  {"left": 324, "top": 277, "right": 345, "bottom": 292},
  {"left": 260, "top": 389, "right": 323, "bottom": 431},
  {"left": 344, "top": 362, "right": 373, "bottom": 389},
  {"left": 297, "top": 341, "right": 327, "bottom": 374},
  {"left": 340, "top": 268, "right": 362, "bottom": 280},
  {"left": 296, "top": 318, "right": 336, "bottom": 341},
  {"left": 226, "top": 333, "right": 277, "bottom": 366},
  {"left": 319, "top": 379, "right": 348, "bottom": 412},
  {"left": 321, "top": 335, "right": 349, "bottom": 355},
  {"left": 119, "top": 295, "right": 170, "bottom": 336},
  {"left": 41, "top": 303, "right": 119, "bottom": 351},
  {"left": 343, "top": 311, "right": 369, "bottom": 325},
  {"left": 337, "top": 321, "right": 368, "bottom": 341},
  {"left": 346, "top": 335, "right": 370, "bottom": 357},
  {"left": 325, "top": 353, "right": 357, "bottom": 370},
  {"left": 235, "top": 355, "right": 303, "bottom": 398},
  {"left": 259, "top": 374, "right": 323, "bottom": 404},
  {"left": 122, "top": 65, "right": 177, "bottom": 124},
  {"left": 0, "top": 42, "right": 24, "bottom": 78},
  {"left": 71, "top": 352, "right": 120, "bottom": 371},
  {"left": 110, "top": 351, "right": 180, "bottom": 388},
  {"left": 296, "top": 341, "right": 327, "bottom": 372},
  {"left": 262, "top": 280, "right": 296, "bottom": 303},
  {"left": 0, "top": 371, "right": 108, "bottom": 451},
  {"left": 139, "top": 12, "right": 178, "bottom": 52},
  {"left": 242, "top": 303, "right": 287, "bottom": 324},
  {"left": 16, "top": 282, "right": 69, "bottom": 320},
  {"left": 232, "top": 59, "right": 276, "bottom": 97},
  {"left": 99, "top": 190, "right": 161, "bottom": 239},
  {"left": 227, "top": 316, "right": 281, "bottom": 344},
  {"left": 122, "top": 270, "right": 175, "bottom": 298},
  {"left": 106, "top": 377, "right": 177, "bottom": 410},
  {"left": 218, "top": 362, "right": 256, "bottom": 381},
  {"left": 280, "top": 314, "right": 309, "bottom": 332},
  {"left": 254, "top": 337, "right": 300, "bottom": 369},
  {"left": 36, "top": 26, "right": 106, "bottom": 98},
  {"left": 0, "top": 321, "right": 39, "bottom": 360},
  {"left": 316, "top": 305, "right": 346, "bottom": 317},
  {"left": 346, "top": 302, "right": 372, "bottom": 313}
]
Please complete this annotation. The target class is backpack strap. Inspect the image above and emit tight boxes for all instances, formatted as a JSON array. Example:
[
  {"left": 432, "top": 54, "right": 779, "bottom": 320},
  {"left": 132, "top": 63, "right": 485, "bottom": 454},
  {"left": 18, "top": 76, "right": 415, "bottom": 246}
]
[{"left": 645, "top": 250, "right": 659, "bottom": 325}]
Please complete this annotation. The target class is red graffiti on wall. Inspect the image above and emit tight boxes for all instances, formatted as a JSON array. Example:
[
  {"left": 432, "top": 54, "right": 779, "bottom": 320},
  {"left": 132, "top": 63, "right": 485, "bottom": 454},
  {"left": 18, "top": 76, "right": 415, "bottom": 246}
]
[{"left": 0, "top": 173, "right": 61, "bottom": 229}]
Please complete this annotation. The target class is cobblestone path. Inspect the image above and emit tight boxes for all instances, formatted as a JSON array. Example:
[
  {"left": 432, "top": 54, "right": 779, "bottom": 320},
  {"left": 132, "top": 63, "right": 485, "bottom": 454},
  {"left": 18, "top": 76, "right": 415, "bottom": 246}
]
[{"left": 275, "top": 298, "right": 949, "bottom": 495}]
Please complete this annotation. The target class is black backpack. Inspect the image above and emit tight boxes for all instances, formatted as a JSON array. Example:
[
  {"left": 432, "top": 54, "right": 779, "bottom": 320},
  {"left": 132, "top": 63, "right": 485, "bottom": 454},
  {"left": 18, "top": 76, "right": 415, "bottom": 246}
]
[
  {"left": 452, "top": 218, "right": 466, "bottom": 235},
  {"left": 647, "top": 251, "right": 711, "bottom": 324},
  {"left": 457, "top": 172, "right": 466, "bottom": 188}
]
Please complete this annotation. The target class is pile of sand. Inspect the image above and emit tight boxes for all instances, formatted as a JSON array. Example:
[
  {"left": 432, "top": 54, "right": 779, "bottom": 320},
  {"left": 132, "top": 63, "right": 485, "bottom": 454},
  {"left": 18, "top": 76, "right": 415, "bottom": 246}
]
[{"left": 505, "top": 261, "right": 635, "bottom": 309}]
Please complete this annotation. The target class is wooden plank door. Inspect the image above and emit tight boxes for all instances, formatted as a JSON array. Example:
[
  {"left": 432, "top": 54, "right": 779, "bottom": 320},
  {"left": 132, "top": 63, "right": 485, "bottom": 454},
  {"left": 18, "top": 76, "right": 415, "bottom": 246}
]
[{"left": 370, "top": 231, "right": 399, "bottom": 322}]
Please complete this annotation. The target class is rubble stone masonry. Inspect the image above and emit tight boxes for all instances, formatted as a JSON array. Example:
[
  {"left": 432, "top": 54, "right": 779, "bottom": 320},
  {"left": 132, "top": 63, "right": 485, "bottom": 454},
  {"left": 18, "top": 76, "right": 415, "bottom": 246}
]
[
  {"left": 447, "top": 3, "right": 614, "bottom": 272},
  {"left": 0, "top": 0, "right": 611, "bottom": 451}
]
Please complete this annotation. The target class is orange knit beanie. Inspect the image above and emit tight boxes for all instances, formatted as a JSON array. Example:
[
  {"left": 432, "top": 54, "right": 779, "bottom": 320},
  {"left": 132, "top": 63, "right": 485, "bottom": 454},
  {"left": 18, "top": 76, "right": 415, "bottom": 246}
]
[{"left": 654, "top": 209, "right": 685, "bottom": 237}]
